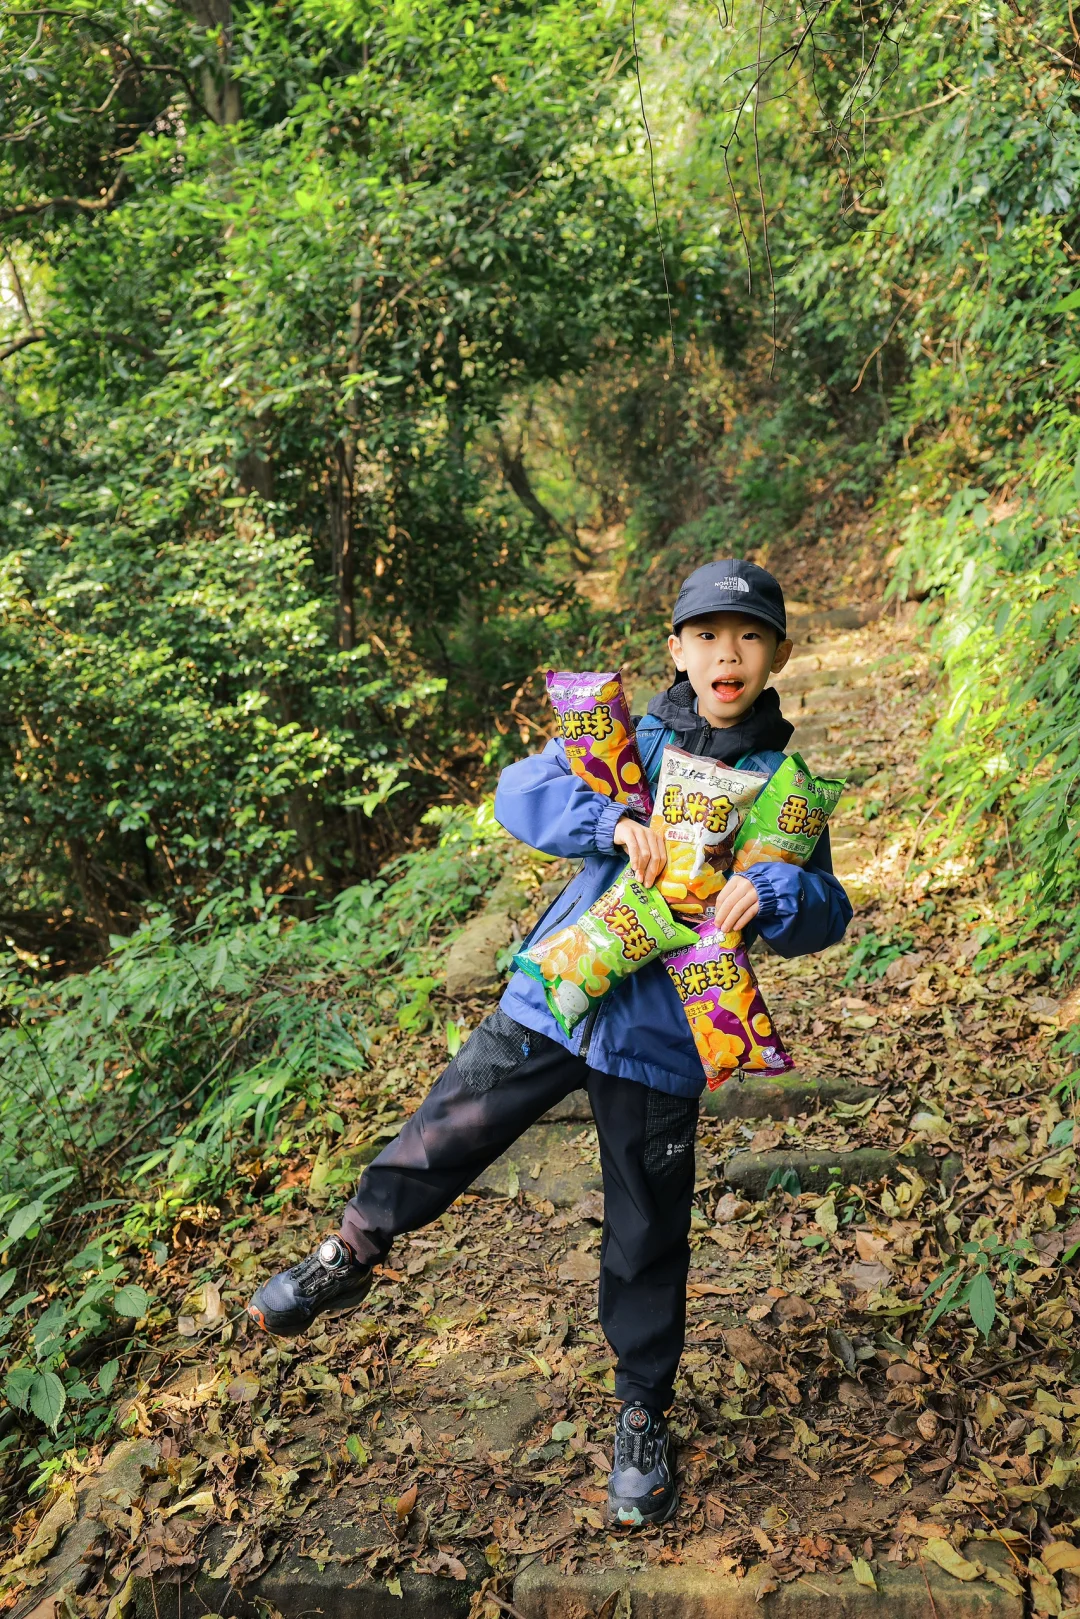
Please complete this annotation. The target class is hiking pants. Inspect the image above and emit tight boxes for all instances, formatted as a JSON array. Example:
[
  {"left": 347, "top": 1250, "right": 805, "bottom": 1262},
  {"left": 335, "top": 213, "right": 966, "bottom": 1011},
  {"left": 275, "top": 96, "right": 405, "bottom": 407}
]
[{"left": 339, "top": 1008, "right": 698, "bottom": 1411}]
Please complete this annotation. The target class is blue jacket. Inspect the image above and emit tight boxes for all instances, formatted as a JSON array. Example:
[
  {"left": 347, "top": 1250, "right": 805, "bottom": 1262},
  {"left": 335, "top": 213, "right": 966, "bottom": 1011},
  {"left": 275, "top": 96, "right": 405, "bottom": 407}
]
[{"left": 494, "top": 713, "right": 853, "bottom": 1097}]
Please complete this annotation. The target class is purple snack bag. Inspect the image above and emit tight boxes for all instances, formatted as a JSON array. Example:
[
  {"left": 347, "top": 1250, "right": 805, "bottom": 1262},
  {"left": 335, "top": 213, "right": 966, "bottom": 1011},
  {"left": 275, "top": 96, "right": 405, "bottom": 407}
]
[
  {"left": 662, "top": 921, "right": 794, "bottom": 1089},
  {"left": 546, "top": 670, "right": 652, "bottom": 819}
]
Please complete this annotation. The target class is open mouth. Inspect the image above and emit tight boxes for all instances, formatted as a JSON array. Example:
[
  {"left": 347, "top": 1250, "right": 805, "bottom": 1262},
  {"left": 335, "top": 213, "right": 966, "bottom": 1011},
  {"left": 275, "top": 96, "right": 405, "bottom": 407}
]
[{"left": 711, "top": 678, "right": 745, "bottom": 703}]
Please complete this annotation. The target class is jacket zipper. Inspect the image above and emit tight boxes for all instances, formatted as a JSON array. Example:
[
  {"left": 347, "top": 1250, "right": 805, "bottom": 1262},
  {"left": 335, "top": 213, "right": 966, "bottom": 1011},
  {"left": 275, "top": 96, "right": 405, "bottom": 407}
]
[
  {"left": 516, "top": 866, "right": 582, "bottom": 956},
  {"left": 578, "top": 998, "right": 602, "bottom": 1063}
]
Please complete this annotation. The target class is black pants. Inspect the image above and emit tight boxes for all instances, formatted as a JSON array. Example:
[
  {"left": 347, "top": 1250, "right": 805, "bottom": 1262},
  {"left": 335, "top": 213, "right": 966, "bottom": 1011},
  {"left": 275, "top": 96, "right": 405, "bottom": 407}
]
[{"left": 339, "top": 1009, "right": 698, "bottom": 1410}]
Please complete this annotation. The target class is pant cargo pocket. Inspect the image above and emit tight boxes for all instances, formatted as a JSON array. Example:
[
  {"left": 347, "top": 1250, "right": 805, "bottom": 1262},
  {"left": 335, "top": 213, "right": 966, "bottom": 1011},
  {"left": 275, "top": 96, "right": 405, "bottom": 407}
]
[
  {"left": 642, "top": 1090, "right": 698, "bottom": 1185},
  {"left": 454, "top": 1007, "right": 541, "bottom": 1094}
]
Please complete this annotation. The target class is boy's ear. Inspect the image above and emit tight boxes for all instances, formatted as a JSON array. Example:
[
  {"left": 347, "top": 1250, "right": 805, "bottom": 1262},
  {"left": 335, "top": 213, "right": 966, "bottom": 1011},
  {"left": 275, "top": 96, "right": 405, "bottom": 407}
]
[
  {"left": 667, "top": 631, "right": 687, "bottom": 671},
  {"left": 771, "top": 638, "right": 794, "bottom": 675}
]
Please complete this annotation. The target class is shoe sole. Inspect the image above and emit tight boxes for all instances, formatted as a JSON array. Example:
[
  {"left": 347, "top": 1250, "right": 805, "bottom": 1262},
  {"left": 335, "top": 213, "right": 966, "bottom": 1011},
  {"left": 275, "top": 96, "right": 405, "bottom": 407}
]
[
  {"left": 608, "top": 1490, "right": 679, "bottom": 1531},
  {"left": 247, "top": 1282, "right": 372, "bottom": 1337}
]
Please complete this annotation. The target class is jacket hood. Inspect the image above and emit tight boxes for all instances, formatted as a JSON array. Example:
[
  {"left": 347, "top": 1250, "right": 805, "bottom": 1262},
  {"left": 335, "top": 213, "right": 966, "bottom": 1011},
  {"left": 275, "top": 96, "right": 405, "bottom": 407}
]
[{"left": 645, "top": 680, "right": 794, "bottom": 765}]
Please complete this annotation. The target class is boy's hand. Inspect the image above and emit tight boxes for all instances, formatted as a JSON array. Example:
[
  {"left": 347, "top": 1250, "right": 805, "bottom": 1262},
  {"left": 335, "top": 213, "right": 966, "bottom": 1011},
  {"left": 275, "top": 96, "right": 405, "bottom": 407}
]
[
  {"left": 612, "top": 817, "right": 668, "bottom": 888},
  {"left": 713, "top": 875, "right": 760, "bottom": 934}
]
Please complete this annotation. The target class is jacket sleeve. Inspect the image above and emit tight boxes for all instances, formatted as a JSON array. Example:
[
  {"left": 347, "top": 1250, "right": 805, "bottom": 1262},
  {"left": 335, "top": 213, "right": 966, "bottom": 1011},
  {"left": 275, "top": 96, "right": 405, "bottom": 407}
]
[
  {"left": 494, "top": 737, "right": 628, "bottom": 858},
  {"left": 741, "top": 827, "right": 853, "bottom": 958}
]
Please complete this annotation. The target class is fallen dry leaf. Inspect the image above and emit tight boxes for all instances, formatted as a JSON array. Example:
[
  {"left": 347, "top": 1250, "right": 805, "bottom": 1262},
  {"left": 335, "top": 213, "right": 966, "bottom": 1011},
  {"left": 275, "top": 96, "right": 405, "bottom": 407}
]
[
  {"left": 847, "top": 1260, "right": 892, "bottom": 1290},
  {"left": 922, "top": 1540, "right": 984, "bottom": 1581},
  {"left": 723, "top": 1328, "right": 777, "bottom": 1371},
  {"left": 771, "top": 1294, "right": 816, "bottom": 1325},
  {"left": 855, "top": 1230, "right": 893, "bottom": 1268},
  {"left": 557, "top": 1248, "right": 600, "bottom": 1284},
  {"left": 1042, "top": 1542, "right": 1080, "bottom": 1574},
  {"left": 226, "top": 1373, "right": 260, "bottom": 1403},
  {"left": 885, "top": 1361, "right": 924, "bottom": 1385},
  {"left": 396, "top": 1483, "right": 418, "bottom": 1523}
]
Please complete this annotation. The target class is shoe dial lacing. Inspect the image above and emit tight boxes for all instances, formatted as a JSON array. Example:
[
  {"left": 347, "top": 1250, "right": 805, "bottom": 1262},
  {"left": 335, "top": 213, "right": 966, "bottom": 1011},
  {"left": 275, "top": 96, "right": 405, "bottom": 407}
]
[
  {"left": 293, "top": 1237, "right": 356, "bottom": 1301},
  {"left": 616, "top": 1411, "right": 663, "bottom": 1474}
]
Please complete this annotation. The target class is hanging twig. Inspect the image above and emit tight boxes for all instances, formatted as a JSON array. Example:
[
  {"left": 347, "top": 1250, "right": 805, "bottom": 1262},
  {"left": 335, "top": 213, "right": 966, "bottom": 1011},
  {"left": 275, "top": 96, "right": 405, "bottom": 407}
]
[
  {"left": 631, "top": 0, "right": 677, "bottom": 368},
  {"left": 752, "top": 0, "right": 777, "bottom": 375}
]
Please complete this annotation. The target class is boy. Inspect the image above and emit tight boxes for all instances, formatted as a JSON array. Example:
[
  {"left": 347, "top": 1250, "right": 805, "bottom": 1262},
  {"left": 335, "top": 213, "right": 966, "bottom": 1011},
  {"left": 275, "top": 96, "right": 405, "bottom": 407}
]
[{"left": 247, "top": 558, "right": 852, "bottom": 1530}]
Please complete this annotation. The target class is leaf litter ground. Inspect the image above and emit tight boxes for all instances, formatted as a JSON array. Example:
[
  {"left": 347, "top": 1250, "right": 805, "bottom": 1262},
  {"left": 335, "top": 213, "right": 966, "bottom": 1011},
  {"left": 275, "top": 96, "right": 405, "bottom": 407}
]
[{"left": 7, "top": 609, "right": 1080, "bottom": 1616}]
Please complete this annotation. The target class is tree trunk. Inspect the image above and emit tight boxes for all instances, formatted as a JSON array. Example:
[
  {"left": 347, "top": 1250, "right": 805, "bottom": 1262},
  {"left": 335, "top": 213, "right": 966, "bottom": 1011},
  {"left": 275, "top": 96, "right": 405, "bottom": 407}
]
[
  {"left": 66, "top": 836, "right": 114, "bottom": 935},
  {"left": 182, "top": 0, "right": 242, "bottom": 125},
  {"left": 328, "top": 437, "right": 357, "bottom": 653}
]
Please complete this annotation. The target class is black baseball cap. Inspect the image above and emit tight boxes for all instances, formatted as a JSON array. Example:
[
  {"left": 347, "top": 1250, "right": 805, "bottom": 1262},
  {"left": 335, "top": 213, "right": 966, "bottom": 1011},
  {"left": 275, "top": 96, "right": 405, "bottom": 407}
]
[{"left": 671, "top": 557, "right": 787, "bottom": 641}]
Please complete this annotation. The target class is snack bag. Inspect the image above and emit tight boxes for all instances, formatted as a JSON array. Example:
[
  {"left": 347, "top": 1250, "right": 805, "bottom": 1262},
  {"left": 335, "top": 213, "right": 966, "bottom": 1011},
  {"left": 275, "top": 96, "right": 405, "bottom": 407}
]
[
  {"left": 546, "top": 670, "right": 652, "bottom": 819},
  {"left": 514, "top": 868, "right": 697, "bottom": 1037},
  {"left": 663, "top": 921, "right": 794, "bottom": 1089},
  {"left": 651, "top": 746, "right": 767, "bottom": 916},
  {"left": 732, "top": 751, "right": 845, "bottom": 872}
]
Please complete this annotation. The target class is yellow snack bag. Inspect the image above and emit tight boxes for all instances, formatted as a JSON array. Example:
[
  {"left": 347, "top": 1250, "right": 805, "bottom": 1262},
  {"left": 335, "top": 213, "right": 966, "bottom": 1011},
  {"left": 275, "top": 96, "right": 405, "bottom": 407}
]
[{"left": 650, "top": 747, "right": 767, "bottom": 916}]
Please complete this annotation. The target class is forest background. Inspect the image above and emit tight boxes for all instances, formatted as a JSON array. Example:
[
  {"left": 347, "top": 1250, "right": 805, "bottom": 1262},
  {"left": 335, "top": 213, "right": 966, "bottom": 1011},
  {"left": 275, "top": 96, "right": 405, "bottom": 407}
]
[{"left": 2, "top": 0, "right": 1080, "bottom": 1513}]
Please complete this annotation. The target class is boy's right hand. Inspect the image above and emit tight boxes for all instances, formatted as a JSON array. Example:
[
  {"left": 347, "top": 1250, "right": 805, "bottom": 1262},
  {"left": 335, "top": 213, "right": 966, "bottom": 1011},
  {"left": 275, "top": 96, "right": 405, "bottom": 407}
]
[{"left": 612, "top": 816, "right": 668, "bottom": 888}]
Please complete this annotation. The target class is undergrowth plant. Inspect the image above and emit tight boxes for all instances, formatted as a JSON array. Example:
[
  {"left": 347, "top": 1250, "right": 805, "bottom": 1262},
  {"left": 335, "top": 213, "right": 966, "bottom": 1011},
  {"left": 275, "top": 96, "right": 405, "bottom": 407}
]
[{"left": 0, "top": 804, "right": 507, "bottom": 1483}]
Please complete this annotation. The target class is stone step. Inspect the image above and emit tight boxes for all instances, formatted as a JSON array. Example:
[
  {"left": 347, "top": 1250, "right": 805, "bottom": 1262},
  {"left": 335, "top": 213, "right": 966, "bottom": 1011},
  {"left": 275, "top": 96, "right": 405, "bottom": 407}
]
[
  {"left": 127, "top": 1533, "right": 1023, "bottom": 1619},
  {"left": 473, "top": 1120, "right": 601, "bottom": 1207},
  {"left": 443, "top": 868, "right": 542, "bottom": 998},
  {"left": 829, "top": 833, "right": 882, "bottom": 880},
  {"left": 787, "top": 602, "right": 882, "bottom": 634},
  {"left": 787, "top": 720, "right": 841, "bottom": 749},
  {"left": 701, "top": 1072, "right": 877, "bottom": 1121},
  {"left": 542, "top": 1091, "right": 593, "bottom": 1123},
  {"left": 774, "top": 667, "right": 850, "bottom": 695},
  {"left": 514, "top": 1542, "right": 1021, "bottom": 1618},
  {"left": 724, "top": 1146, "right": 899, "bottom": 1197}
]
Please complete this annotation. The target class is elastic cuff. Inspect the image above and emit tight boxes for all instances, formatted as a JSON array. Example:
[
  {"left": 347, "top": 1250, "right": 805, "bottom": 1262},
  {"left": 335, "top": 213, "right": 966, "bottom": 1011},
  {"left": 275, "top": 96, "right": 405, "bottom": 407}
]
[
  {"left": 616, "top": 1376, "right": 674, "bottom": 1412},
  {"left": 745, "top": 864, "right": 781, "bottom": 923},
  {"left": 337, "top": 1214, "right": 386, "bottom": 1268},
  {"left": 594, "top": 799, "right": 628, "bottom": 855}
]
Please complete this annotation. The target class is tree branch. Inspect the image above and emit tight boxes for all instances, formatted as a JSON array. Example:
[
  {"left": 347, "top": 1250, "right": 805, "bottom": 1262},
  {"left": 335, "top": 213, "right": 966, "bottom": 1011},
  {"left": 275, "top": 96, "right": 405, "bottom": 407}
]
[
  {"left": 497, "top": 433, "right": 591, "bottom": 565},
  {"left": 0, "top": 166, "right": 125, "bottom": 225},
  {"left": 3, "top": 252, "right": 34, "bottom": 324},
  {"left": 0, "top": 328, "right": 45, "bottom": 361}
]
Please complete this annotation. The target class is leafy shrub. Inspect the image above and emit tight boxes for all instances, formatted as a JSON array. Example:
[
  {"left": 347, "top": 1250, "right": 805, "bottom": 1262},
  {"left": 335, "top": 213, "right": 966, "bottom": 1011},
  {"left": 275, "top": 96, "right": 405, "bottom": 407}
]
[{"left": 0, "top": 804, "right": 506, "bottom": 1467}]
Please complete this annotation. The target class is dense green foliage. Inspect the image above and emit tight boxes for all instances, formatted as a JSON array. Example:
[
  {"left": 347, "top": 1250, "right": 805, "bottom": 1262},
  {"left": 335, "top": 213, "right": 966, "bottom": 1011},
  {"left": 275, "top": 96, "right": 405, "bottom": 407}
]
[
  {"left": 6, "top": 0, "right": 1080, "bottom": 1492},
  {"left": 555, "top": 2, "right": 1080, "bottom": 978},
  {"left": 0, "top": 0, "right": 678, "bottom": 926}
]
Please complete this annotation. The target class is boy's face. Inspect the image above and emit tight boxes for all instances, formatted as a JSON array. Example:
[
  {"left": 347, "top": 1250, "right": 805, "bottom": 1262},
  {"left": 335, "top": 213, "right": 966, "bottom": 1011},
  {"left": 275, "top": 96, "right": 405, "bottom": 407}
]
[{"left": 668, "top": 611, "right": 793, "bottom": 729}]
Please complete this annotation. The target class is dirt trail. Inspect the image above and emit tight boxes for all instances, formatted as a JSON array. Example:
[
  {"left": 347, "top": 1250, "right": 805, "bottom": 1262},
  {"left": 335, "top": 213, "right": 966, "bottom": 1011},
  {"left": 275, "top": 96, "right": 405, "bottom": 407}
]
[{"left": 18, "top": 607, "right": 1080, "bottom": 1619}]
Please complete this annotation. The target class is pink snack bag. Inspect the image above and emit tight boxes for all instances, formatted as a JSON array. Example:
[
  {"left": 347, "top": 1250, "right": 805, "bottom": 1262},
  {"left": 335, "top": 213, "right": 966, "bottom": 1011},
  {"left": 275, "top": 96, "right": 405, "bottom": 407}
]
[
  {"left": 663, "top": 920, "right": 794, "bottom": 1089},
  {"left": 546, "top": 670, "right": 652, "bottom": 820}
]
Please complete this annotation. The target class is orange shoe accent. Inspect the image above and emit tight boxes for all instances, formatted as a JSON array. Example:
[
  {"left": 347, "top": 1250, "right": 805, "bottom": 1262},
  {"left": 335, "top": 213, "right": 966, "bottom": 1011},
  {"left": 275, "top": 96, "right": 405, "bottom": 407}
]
[{"left": 248, "top": 1304, "right": 267, "bottom": 1331}]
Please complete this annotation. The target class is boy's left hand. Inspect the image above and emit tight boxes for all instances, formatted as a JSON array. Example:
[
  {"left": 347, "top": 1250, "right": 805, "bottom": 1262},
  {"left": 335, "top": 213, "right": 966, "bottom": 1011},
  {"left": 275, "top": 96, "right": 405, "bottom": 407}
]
[{"left": 713, "top": 875, "right": 760, "bottom": 934}]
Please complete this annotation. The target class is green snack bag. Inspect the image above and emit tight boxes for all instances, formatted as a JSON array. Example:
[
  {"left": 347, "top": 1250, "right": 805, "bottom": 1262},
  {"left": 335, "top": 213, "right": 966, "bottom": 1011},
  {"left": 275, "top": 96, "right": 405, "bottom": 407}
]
[
  {"left": 514, "top": 868, "right": 699, "bottom": 1037},
  {"left": 732, "top": 751, "right": 845, "bottom": 871}
]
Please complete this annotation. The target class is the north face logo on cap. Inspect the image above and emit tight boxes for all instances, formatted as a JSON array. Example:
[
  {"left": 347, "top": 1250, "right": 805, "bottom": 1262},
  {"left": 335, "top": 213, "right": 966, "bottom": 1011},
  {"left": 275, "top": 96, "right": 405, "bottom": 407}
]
[{"left": 715, "top": 577, "right": 750, "bottom": 592}]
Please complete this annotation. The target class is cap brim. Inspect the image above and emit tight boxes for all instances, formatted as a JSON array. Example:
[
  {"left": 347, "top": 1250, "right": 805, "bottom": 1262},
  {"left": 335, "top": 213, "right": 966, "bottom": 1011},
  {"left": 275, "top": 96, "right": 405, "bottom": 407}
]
[{"left": 672, "top": 606, "right": 788, "bottom": 639}]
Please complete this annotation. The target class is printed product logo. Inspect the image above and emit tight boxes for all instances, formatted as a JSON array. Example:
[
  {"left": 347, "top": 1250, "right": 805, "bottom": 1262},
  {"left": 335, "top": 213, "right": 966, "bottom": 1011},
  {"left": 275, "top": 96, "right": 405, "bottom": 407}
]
[
  {"left": 669, "top": 956, "right": 746, "bottom": 1002},
  {"left": 594, "top": 898, "right": 654, "bottom": 962},
  {"left": 661, "top": 784, "right": 736, "bottom": 835},
  {"left": 714, "top": 577, "right": 750, "bottom": 592},
  {"left": 557, "top": 704, "right": 614, "bottom": 742},
  {"left": 776, "top": 794, "right": 828, "bottom": 838}
]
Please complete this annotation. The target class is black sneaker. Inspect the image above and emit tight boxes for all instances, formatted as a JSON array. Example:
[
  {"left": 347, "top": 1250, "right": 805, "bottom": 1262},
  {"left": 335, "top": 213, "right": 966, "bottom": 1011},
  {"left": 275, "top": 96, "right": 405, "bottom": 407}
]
[
  {"left": 247, "top": 1235, "right": 373, "bottom": 1336},
  {"left": 607, "top": 1402, "right": 677, "bottom": 1529}
]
